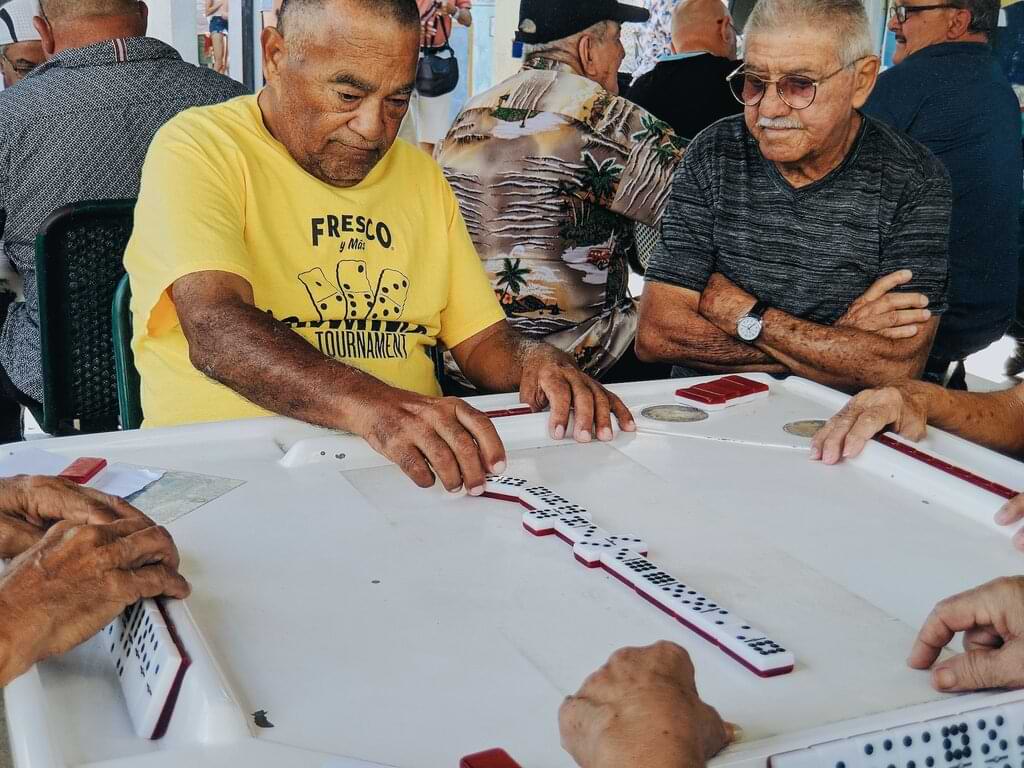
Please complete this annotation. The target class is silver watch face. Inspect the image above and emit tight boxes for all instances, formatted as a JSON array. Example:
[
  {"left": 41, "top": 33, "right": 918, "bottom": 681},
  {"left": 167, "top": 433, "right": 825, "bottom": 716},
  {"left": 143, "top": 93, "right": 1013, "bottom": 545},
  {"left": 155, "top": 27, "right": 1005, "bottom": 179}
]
[{"left": 738, "top": 315, "right": 763, "bottom": 342}]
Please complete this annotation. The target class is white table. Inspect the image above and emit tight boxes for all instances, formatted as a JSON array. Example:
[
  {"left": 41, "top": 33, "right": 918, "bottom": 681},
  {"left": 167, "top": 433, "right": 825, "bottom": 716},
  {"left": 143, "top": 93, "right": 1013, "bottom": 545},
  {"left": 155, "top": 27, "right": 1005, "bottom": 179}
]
[{"left": 5, "top": 376, "right": 1024, "bottom": 768}]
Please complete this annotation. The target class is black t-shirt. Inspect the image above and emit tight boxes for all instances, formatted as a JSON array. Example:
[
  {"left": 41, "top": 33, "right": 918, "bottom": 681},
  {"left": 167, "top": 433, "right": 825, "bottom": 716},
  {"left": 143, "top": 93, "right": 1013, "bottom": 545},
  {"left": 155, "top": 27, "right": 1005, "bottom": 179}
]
[
  {"left": 646, "top": 115, "right": 951, "bottom": 326},
  {"left": 627, "top": 54, "right": 742, "bottom": 142}
]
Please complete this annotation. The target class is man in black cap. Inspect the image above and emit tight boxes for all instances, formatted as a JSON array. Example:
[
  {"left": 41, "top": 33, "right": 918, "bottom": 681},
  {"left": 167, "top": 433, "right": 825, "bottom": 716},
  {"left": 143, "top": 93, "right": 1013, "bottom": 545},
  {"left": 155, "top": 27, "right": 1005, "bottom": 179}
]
[{"left": 435, "top": 0, "right": 683, "bottom": 387}]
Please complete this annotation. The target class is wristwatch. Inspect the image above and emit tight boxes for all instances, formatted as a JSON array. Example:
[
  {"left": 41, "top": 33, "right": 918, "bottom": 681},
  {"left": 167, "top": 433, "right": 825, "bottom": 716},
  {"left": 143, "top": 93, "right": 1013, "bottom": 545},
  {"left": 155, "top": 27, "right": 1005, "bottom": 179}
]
[{"left": 737, "top": 300, "right": 769, "bottom": 342}]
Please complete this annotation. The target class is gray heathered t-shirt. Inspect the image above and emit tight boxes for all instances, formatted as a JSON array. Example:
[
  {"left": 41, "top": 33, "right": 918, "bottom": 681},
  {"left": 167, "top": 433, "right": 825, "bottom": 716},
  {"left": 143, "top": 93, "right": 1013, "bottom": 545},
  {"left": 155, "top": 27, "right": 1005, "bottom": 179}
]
[{"left": 646, "top": 115, "right": 951, "bottom": 329}]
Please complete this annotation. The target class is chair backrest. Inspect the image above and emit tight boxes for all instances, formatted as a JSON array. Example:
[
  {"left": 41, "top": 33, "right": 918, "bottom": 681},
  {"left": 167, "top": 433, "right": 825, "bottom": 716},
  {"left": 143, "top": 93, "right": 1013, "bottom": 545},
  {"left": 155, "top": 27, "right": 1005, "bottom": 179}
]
[
  {"left": 112, "top": 274, "right": 143, "bottom": 430},
  {"left": 36, "top": 199, "right": 136, "bottom": 435}
]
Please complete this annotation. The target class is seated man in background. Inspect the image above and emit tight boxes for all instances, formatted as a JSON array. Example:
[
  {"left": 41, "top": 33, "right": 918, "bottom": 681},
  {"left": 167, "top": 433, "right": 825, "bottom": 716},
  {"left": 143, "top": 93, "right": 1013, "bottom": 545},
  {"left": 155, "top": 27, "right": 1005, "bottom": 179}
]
[
  {"left": 638, "top": 0, "right": 950, "bottom": 392},
  {"left": 0, "top": 0, "right": 45, "bottom": 88},
  {"left": 0, "top": 476, "right": 188, "bottom": 686},
  {"left": 865, "top": 0, "right": 1022, "bottom": 388},
  {"left": 436, "top": 0, "right": 683, "bottom": 386},
  {"left": 628, "top": 0, "right": 742, "bottom": 141},
  {"left": 126, "top": 0, "right": 634, "bottom": 496},
  {"left": 560, "top": 577, "right": 1024, "bottom": 766},
  {"left": 0, "top": 0, "right": 245, "bottom": 442}
]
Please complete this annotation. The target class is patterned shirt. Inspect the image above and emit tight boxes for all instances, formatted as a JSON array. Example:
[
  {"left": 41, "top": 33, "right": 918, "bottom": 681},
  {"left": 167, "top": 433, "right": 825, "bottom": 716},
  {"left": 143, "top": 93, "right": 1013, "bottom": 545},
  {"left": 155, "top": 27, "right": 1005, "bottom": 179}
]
[
  {"left": 631, "top": 0, "right": 676, "bottom": 82},
  {"left": 436, "top": 58, "right": 684, "bottom": 380},
  {"left": 0, "top": 37, "right": 247, "bottom": 402}
]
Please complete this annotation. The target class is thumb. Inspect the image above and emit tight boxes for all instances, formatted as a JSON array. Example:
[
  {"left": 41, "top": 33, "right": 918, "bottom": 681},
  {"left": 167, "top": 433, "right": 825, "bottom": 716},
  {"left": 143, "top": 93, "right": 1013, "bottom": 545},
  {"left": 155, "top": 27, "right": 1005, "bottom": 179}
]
[{"left": 932, "top": 646, "right": 1024, "bottom": 692}]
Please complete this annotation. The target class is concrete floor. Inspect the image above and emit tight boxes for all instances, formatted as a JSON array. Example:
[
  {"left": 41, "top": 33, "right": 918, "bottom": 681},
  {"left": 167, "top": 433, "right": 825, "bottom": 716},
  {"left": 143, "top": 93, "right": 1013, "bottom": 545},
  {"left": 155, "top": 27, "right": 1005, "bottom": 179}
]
[{"left": 0, "top": 337, "right": 1018, "bottom": 768}]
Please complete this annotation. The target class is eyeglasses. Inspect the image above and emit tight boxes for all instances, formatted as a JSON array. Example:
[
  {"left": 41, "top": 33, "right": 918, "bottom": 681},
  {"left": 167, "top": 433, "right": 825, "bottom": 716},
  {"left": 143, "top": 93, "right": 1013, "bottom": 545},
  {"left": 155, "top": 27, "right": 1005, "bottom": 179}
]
[
  {"left": 726, "top": 61, "right": 857, "bottom": 110},
  {"left": 887, "top": 3, "right": 957, "bottom": 24}
]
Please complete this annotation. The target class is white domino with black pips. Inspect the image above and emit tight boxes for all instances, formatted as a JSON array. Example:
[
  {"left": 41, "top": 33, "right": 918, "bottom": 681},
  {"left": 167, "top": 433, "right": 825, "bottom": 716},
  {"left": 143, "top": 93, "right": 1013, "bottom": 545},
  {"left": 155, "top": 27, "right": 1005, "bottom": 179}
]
[
  {"left": 103, "top": 599, "right": 189, "bottom": 739},
  {"left": 480, "top": 475, "right": 794, "bottom": 678},
  {"left": 770, "top": 701, "right": 1024, "bottom": 768}
]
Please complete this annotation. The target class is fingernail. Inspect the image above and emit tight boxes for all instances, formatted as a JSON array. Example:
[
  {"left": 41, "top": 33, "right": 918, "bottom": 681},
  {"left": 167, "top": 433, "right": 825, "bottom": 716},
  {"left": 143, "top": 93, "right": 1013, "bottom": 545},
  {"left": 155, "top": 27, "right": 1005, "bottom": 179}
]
[
  {"left": 492, "top": 460, "right": 506, "bottom": 474},
  {"left": 727, "top": 723, "right": 744, "bottom": 741},
  {"left": 554, "top": 425, "right": 565, "bottom": 440},
  {"left": 935, "top": 667, "right": 956, "bottom": 690},
  {"left": 995, "top": 504, "right": 1013, "bottom": 524},
  {"left": 468, "top": 486, "right": 483, "bottom": 497},
  {"left": 923, "top": 309, "right": 931, "bottom": 319},
  {"left": 579, "top": 430, "right": 592, "bottom": 443},
  {"left": 599, "top": 427, "right": 613, "bottom": 442},
  {"left": 809, "top": 446, "right": 821, "bottom": 460}
]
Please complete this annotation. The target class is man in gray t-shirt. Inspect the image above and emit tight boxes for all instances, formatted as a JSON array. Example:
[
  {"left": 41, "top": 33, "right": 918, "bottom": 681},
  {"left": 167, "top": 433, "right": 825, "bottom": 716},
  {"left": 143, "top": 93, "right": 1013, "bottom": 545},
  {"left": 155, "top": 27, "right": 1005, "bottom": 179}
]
[{"left": 637, "top": 0, "right": 951, "bottom": 393}]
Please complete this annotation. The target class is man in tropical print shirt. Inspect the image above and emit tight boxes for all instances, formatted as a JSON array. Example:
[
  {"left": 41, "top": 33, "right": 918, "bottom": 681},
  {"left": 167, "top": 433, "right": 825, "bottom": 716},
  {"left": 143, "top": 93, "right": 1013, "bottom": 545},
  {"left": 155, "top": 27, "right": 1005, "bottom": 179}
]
[{"left": 435, "top": 1, "right": 684, "bottom": 384}]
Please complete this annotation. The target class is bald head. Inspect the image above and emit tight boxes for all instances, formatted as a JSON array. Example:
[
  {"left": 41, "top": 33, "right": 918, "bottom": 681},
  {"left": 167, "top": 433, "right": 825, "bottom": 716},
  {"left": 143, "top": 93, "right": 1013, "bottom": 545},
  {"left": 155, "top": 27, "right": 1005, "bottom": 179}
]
[
  {"left": 34, "top": 0, "right": 146, "bottom": 55},
  {"left": 39, "top": 0, "right": 137, "bottom": 20},
  {"left": 671, "top": 0, "right": 736, "bottom": 58}
]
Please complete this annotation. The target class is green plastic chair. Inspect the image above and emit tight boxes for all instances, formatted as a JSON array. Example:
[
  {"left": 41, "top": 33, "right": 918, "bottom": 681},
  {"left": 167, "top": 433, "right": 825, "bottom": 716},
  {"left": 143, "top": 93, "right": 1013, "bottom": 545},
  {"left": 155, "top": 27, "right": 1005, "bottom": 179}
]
[
  {"left": 112, "top": 274, "right": 143, "bottom": 430},
  {"left": 36, "top": 199, "right": 136, "bottom": 435}
]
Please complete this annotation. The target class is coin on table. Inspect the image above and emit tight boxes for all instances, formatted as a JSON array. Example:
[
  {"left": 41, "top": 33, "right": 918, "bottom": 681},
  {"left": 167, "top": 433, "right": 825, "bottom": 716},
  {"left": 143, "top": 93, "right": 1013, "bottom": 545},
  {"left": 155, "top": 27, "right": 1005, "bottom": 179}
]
[
  {"left": 783, "top": 420, "right": 827, "bottom": 438},
  {"left": 641, "top": 405, "right": 708, "bottom": 423}
]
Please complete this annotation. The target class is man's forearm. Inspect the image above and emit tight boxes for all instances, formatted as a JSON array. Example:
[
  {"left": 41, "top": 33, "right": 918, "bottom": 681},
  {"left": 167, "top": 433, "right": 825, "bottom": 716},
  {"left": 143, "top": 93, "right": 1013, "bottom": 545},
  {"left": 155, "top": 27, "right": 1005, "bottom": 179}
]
[
  {"left": 756, "top": 310, "right": 930, "bottom": 390},
  {"left": 457, "top": 326, "right": 544, "bottom": 392},
  {"left": 921, "top": 383, "right": 1024, "bottom": 458},
  {"left": 637, "top": 314, "right": 783, "bottom": 371},
  {"left": 186, "top": 299, "right": 390, "bottom": 432}
]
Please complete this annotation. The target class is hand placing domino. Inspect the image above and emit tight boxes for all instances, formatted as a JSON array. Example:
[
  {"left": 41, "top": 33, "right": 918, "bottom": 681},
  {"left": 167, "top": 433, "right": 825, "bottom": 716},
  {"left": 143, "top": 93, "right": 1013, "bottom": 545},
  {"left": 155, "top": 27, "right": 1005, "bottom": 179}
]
[
  {"left": 104, "top": 599, "right": 190, "bottom": 739},
  {"left": 675, "top": 375, "right": 770, "bottom": 411}
]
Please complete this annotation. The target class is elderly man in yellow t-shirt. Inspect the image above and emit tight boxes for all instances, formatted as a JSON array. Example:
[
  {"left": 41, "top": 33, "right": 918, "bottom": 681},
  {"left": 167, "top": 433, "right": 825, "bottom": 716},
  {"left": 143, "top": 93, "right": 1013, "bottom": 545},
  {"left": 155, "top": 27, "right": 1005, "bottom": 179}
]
[{"left": 126, "top": 0, "right": 635, "bottom": 494}]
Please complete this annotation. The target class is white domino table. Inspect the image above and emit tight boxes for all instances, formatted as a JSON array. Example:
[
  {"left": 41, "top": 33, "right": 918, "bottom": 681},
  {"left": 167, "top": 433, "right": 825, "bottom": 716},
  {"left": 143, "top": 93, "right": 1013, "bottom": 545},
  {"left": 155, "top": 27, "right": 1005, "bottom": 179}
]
[{"left": 5, "top": 375, "right": 1024, "bottom": 768}]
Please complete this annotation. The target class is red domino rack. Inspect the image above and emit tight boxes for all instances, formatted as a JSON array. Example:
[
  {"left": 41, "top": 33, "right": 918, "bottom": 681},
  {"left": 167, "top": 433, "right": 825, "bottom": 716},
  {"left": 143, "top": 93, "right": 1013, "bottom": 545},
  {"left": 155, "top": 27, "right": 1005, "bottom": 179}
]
[{"left": 873, "top": 434, "right": 1019, "bottom": 501}]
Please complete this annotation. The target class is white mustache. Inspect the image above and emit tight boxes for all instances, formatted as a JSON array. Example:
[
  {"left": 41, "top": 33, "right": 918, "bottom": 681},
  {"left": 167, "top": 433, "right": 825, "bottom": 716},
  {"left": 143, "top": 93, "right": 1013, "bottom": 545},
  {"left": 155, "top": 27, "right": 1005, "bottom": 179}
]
[{"left": 758, "top": 117, "right": 803, "bottom": 130}]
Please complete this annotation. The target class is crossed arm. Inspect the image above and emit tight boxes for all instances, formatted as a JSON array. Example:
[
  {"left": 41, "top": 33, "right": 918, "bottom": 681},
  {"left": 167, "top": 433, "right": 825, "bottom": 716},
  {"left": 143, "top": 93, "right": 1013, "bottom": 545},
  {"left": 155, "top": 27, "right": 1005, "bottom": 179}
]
[{"left": 638, "top": 271, "right": 937, "bottom": 391}]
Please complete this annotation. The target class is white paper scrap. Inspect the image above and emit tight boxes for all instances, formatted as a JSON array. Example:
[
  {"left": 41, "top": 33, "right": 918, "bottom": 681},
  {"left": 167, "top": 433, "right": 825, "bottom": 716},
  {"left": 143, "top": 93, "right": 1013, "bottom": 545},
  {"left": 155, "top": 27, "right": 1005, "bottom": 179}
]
[{"left": 0, "top": 447, "right": 164, "bottom": 499}]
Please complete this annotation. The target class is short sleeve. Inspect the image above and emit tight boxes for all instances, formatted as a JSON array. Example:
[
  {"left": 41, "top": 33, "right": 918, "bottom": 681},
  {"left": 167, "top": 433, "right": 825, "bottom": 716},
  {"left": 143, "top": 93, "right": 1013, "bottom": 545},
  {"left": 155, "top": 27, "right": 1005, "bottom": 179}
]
[
  {"left": 644, "top": 132, "right": 718, "bottom": 292},
  {"left": 880, "top": 158, "right": 951, "bottom": 314},
  {"left": 438, "top": 179, "right": 506, "bottom": 349},
  {"left": 125, "top": 115, "right": 252, "bottom": 339}
]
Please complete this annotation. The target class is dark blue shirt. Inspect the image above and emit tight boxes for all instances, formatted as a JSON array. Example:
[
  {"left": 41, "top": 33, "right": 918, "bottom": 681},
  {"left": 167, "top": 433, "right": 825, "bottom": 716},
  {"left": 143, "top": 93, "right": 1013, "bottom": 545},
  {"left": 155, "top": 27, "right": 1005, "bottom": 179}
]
[{"left": 864, "top": 42, "right": 1022, "bottom": 360}]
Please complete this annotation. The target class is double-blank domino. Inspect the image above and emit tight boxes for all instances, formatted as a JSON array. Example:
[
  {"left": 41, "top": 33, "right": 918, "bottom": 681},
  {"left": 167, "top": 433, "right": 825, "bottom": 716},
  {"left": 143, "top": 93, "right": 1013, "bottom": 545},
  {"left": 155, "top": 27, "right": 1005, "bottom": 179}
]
[
  {"left": 479, "top": 475, "right": 794, "bottom": 678},
  {"left": 104, "top": 599, "right": 189, "bottom": 739}
]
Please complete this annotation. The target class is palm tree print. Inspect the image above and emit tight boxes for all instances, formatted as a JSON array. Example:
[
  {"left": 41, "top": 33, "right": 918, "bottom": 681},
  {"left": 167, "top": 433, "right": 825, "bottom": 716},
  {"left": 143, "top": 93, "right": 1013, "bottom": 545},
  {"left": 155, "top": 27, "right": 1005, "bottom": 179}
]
[
  {"left": 580, "top": 153, "right": 623, "bottom": 205},
  {"left": 495, "top": 258, "right": 532, "bottom": 303}
]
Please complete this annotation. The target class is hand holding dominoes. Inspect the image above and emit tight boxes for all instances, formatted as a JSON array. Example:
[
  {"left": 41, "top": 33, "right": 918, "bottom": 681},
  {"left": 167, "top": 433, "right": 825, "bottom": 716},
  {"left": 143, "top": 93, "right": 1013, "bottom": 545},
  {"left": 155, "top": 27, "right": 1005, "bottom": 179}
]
[
  {"left": 346, "top": 384, "right": 507, "bottom": 494},
  {"left": 909, "top": 576, "right": 1024, "bottom": 693},
  {"left": 0, "top": 473, "right": 148, "bottom": 559},
  {"left": 0, "top": 517, "right": 190, "bottom": 687},
  {"left": 559, "top": 642, "right": 734, "bottom": 768},
  {"left": 516, "top": 344, "right": 635, "bottom": 442}
]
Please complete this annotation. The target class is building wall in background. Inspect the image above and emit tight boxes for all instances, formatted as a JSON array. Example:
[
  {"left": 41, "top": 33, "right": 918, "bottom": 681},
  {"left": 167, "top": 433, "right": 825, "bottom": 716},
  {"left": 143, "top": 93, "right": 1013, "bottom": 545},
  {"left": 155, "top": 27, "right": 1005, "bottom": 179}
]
[{"left": 147, "top": 0, "right": 200, "bottom": 65}]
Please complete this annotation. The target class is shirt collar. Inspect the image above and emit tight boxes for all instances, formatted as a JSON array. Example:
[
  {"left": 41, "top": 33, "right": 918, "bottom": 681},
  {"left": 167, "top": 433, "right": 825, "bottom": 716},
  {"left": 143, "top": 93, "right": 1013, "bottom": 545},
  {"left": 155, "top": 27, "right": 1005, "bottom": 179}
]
[
  {"left": 31, "top": 36, "right": 181, "bottom": 78},
  {"left": 657, "top": 50, "right": 712, "bottom": 63},
  {"left": 522, "top": 57, "right": 580, "bottom": 76}
]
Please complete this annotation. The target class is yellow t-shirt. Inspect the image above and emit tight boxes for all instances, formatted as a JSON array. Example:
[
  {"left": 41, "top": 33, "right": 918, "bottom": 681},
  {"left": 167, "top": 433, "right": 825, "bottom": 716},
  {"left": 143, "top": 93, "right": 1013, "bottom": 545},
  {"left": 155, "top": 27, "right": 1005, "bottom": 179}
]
[{"left": 126, "top": 95, "right": 506, "bottom": 428}]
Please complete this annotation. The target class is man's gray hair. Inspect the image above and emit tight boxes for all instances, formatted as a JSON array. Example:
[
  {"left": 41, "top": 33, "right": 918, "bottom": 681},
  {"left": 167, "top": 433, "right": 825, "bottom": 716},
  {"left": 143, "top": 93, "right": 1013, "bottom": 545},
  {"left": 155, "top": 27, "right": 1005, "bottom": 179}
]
[
  {"left": 744, "top": 0, "right": 875, "bottom": 66},
  {"left": 277, "top": 0, "right": 419, "bottom": 38},
  {"left": 522, "top": 20, "right": 614, "bottom": 62},
  {"left": 948, "top": 0, "right": 1000, "bottom": 37}
]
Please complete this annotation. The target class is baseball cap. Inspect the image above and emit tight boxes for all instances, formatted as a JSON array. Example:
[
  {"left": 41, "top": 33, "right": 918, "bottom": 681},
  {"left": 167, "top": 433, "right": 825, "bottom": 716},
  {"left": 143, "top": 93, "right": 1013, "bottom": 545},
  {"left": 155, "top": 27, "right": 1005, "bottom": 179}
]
[
  {"left": 0, "top": 0, "right": 41, "bottom": 45},
  {"left": 516, "top": 0, "right": 650, "bottom": 45}
]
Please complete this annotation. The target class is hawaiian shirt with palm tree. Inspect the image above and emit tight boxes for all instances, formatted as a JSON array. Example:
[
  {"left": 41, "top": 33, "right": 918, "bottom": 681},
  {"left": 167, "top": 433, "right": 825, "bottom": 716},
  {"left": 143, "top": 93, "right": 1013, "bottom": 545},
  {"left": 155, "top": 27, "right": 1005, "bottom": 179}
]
[{"left": 436, "top": 57, "right": 685, "bottom": 382}]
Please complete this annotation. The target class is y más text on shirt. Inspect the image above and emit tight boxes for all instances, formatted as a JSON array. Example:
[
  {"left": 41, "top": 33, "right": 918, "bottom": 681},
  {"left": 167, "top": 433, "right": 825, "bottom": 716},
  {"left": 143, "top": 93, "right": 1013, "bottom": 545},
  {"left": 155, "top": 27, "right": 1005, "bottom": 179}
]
[{"left": 311, "top": 214, "right": 394, "bottom": 250}]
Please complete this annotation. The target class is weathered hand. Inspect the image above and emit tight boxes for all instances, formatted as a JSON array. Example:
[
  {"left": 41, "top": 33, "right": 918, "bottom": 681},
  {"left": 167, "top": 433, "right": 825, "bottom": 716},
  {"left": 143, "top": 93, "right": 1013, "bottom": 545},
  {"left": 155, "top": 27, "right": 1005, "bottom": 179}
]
[
  {"left": 992, "top": 495, "right": 1024, "bottom": 552},
  {"left": 559, "top": 642, "right": 735, "bottom": 768},
  {"left": 0, "top": 518, "right": 189, "bottom": 685},
  {"left": 810, "top": 383, "right": 929, "bottom": 464},
  {"left": 518, "top": 345, "right": 635, "bottom": 443},
  {"left": 351, "top": 385, "right": 507, "bottom": 494},
  {"left": 0, "top": 475, "right": 151, "bottom": 559},
  {"left": 698, "top": 273, "right": 757, "bottom": 337},
  {"left": 909, "top": 577, "right": 1024, "bottom": 692},
  {"left": 837, "top": 270, "right": 931, "bottom": 340}
]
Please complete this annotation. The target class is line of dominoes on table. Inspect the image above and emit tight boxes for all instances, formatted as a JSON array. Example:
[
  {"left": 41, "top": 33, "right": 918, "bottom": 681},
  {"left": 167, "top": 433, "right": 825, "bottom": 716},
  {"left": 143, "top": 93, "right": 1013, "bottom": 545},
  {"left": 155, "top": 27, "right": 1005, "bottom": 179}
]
[{"left": 481, "top": 475, "right": 795, "bottom": 678}]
